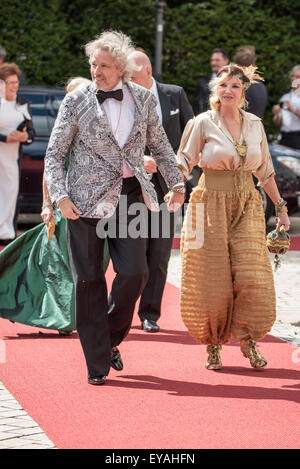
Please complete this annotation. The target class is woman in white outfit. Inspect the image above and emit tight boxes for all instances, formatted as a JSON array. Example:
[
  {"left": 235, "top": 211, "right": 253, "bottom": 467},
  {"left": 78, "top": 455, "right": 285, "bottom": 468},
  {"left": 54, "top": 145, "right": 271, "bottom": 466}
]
[{"left": 0, "top": 63, "right": 35, "bottom": 245}]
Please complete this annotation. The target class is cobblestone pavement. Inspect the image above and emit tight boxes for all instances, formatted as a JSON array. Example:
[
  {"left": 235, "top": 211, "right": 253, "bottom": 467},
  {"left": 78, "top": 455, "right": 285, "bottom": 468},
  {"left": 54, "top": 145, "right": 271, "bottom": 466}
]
[
  {"left": 1, "top": 216, "right": 299, "bottom": 449},
  {"left": 0, "top": 382, "right": 56, "bottom": 449}
]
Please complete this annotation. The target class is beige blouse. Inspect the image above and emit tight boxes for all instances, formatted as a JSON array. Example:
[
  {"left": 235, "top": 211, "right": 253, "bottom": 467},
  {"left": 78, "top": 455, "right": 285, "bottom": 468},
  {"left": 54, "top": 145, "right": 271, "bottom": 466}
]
[{"left": 176, "top": 109, "right": 275, "bottom": 187}]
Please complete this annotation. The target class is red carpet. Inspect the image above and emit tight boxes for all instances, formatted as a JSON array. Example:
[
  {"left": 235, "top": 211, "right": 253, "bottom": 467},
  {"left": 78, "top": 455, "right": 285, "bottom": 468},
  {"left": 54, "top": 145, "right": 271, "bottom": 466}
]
[
  {"left": 290, "top": 236, "right": 300, "bottom": 250},
  {"left": 0, "top": 263, "right": 299, "bottom": 449}
]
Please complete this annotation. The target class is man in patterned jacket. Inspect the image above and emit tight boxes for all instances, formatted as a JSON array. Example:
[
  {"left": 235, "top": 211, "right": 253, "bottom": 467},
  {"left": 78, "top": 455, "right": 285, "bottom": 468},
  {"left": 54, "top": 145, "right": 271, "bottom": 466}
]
[{"left": 44, "top": 31, "right": 184, "bottom": 385}]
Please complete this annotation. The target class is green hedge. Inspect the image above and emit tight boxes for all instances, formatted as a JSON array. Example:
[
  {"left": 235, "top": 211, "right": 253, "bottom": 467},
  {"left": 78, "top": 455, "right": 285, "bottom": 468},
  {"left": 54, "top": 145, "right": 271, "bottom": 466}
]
[{"left": 1, "top": 0, "right": 300, "bottom": 137}]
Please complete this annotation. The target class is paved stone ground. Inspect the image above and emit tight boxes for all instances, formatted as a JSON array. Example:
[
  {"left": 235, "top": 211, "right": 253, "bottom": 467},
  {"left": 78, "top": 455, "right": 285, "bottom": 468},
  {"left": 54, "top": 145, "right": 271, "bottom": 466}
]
[
  {"left": 0, "top": 382, "right": 56, "bottom": 449},
  {"left": 0, "top": 215, "right": 299, "bottom": 449}
]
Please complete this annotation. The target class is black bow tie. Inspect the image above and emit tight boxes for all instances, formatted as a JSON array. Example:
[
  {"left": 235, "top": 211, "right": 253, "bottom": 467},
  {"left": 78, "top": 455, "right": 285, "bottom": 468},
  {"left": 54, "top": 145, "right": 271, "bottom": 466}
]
[{"left": 96, "top": 89, "right": 123, "bottom": 104}]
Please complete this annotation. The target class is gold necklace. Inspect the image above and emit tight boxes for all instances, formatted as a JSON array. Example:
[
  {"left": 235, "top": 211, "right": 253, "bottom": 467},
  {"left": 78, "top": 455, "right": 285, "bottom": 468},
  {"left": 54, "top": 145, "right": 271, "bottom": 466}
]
[
  {"left": 232, "top": 137, "right": 247, "bottom": 168},
  {"left": 219, "top": 114, "right": 248, "bottom": 168},
  {"left": 232, "top": 136, "right": 248, "bottom": 213},
  {"left": 219, "top": 115, "right": 248, "bottom": 212}
]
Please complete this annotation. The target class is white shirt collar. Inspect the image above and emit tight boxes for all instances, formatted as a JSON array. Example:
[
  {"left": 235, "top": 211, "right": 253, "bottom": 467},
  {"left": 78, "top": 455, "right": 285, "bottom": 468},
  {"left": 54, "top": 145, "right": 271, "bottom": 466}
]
[
  {"left": 150, "top": 78, "right": 158, "bottom": 96},
  {"left": 149, "top": 77, "right": 162, "bottom": 124}
]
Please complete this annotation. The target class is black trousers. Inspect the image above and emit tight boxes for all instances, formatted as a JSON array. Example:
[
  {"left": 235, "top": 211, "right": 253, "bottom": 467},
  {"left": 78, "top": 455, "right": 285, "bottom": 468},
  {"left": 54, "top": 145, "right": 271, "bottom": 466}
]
[
  {"left": 67, "top": 178, "right": 148, "bottom": 378},
  {"left": 138, "top": 173, "right": 175, "bottom": 322}
]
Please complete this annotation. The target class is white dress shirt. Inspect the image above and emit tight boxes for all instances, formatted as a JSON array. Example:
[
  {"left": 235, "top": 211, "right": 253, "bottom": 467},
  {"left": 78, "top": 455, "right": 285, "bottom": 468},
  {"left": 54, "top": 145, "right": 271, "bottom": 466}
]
[
  {"left": 280, "top": 90, "right": 300, "bottom": 132},
  {"left": 99, "top": 80, "right": 135, "bottom": 177},
  {"left": 150, "top": 78, "right": 163, "bottom": 124},
  {"left": 149, "top": 78, "right": 184, "bottom": 190}
]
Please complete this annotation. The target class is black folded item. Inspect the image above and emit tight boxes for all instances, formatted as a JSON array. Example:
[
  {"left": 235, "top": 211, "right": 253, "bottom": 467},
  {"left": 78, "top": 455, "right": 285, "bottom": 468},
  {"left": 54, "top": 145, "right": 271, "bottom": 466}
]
[{"left": 17, "top": 119, "right": 29, "bottom": 131}]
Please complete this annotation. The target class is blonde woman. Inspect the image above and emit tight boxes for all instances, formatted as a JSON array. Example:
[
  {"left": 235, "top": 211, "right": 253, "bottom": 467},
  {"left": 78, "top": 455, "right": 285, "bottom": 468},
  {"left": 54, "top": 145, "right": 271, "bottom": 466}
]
[{"left": 177, "top": 64, "right": 290, "bottom": 370}]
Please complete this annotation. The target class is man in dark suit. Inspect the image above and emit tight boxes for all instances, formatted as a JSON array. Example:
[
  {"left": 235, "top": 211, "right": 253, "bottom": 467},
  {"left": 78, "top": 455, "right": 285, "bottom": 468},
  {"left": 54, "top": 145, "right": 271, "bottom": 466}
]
[
  {"left": 233, "top": 45, "right": 267, "bottom": 120},
  {"left": 193, "top": 48, "right": 229, "bottom": 115},
  {"left": 131, "top": 50, "right": 194, "bottom": 332}
]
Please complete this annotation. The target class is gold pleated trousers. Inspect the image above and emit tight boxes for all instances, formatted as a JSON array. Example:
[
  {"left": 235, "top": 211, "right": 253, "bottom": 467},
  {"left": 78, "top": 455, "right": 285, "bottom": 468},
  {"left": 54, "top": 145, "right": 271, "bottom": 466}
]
[{"left": 180, "top": 169, "right": 276, "bottom": 345}]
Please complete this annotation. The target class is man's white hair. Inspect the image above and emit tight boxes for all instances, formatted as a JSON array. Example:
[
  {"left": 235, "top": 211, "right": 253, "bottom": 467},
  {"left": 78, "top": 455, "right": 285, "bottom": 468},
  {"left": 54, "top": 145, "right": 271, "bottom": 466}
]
[
  {"left": 84, "top": 30, "right": 136, "bottom": 83},
  {"left": 290, "top": 65, "right": 300, "bottom": 77}
]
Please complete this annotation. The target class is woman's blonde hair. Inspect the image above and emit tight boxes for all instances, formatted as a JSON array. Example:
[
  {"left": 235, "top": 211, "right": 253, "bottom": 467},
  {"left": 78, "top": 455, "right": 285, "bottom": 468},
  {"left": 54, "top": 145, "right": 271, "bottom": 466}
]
[
  {"left": 65, "top": 76, "right": 91, "bottom": 93},
  {"left": 84, "top": 30, "right": 136, "bottom": 83},
  {"left": 209, "top": 63, "right": 251, "bottom": 111}
]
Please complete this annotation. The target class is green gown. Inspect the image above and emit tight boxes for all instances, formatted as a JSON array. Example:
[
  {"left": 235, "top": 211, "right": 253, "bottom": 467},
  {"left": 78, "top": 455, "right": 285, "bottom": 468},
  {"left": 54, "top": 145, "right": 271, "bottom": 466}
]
[{"left": 0, "top": 209, "right": 110, "bottom": 332}]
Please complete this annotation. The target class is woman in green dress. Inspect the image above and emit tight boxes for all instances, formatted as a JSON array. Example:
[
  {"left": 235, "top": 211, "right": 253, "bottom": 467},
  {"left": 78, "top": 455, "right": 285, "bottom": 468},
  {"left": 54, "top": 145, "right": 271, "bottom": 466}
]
[
  {"left": 0, "top": 77, "right": 109, "bottom": 334},
  {"left": 0, "top": 206, "right": 76, "bottom": 333}
]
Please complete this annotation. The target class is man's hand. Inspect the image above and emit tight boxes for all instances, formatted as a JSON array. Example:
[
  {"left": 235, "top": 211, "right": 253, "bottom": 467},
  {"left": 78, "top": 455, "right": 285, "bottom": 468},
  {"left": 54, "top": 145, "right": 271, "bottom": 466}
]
[
  {"left": 58, "top": 198, "right": 82, "bottom": 220},
  {"left": 6, "top": 129, "right": 29, "bottom": 143},
  {"left": 283, "top": 100, "right": 293, "bottom": 112},
  {"left": 282, "top": 101, "right": 300, "bottom": 118},
  {"left": 6, "top": 131, "right": 19, "bottom": 143},
  {"left": 18, "top": 128, "right": 29, "bottom": 143},
  {"left": 144, "top": 155, "right": 157, "bottom": 174},
  {"left": 164, "top": 191, "right": 185, "bottom": 213}
]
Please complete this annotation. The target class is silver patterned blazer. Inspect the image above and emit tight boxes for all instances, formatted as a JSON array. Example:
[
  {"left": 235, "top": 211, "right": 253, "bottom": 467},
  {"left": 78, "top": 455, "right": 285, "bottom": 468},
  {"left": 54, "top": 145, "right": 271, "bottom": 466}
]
[{"left": 44, "top": 81, "right": 183, "bottom": 218}]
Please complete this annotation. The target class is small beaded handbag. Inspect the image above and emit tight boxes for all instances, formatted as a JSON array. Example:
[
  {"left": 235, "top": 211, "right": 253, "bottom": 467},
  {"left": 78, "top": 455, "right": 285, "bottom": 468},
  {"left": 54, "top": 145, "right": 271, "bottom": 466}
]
[{"left": 266, "top": 225, "right": 290, "bottom": 270}]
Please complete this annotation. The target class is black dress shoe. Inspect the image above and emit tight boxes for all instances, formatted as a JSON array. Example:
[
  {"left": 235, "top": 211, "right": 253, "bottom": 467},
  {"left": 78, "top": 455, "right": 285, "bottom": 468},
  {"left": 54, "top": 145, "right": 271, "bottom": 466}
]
[
  {"left": 88, "top": 375, "right": 107, "bottom": 385},
  {"left": 111, "top": 346, "right": 123, "bottom": 371},
  {"left": 141, "top": 319, "right": 160, "bottom": 333},
  {"left": 58, "top": 330, "right": 73, "bottom": 336}
]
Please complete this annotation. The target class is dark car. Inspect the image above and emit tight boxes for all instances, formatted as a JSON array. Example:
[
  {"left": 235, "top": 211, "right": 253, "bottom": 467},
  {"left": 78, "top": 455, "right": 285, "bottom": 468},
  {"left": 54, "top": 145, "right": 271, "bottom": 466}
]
[
  {"left": 255, "top": 156, "right": 299, "bottom": 222},
  {"left": 269, "top": 144, "right": 300, "bottom": 183},
  {"left": 262, "top": 145, "right": 300, "bottom": 221},
  {"left": 18, "top": 86, "right": 66, "bottom": 214},
  {"left": 18, "top": 86, "right": 300, "bottom": 223}
]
